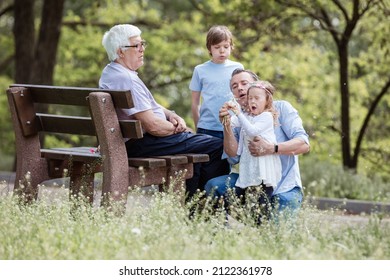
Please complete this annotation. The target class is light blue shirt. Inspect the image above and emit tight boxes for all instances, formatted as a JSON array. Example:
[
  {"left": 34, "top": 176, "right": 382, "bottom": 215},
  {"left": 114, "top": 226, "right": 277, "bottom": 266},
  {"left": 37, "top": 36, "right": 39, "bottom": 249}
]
[
  {"left": 189, "top": 60, "right": 244, "bottom": 131},
  {"left": 273, "top": 100, "right": 309, "bottom": 194},
  {"left": 224, "top": 100, "right": 309, "bottom": 194},
  {"left": 99, "top": 62, "right": 166, "bottom": 121}
]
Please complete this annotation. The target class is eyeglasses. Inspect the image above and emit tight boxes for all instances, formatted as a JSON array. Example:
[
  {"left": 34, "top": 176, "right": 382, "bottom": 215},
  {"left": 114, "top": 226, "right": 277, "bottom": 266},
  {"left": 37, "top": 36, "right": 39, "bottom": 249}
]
[{"left": 121, "top": 40, "right": 147, "bottom": 50}]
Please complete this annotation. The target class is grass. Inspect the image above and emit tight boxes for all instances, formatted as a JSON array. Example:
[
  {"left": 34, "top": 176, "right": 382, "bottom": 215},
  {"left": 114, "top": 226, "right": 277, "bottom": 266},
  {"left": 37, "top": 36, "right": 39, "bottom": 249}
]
[
  {"left": 301, "top": 156, "right": 390, "bottom": 203},
  {"left": 1, "top": 180, "right": 390, "bottom": 260}
]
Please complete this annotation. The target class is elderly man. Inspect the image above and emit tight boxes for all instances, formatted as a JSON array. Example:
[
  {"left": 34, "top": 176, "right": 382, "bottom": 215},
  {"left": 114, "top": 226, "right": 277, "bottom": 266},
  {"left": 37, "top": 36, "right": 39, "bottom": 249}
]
[{"left": 99, "top": 24, "right": 230, "bottom": 199}]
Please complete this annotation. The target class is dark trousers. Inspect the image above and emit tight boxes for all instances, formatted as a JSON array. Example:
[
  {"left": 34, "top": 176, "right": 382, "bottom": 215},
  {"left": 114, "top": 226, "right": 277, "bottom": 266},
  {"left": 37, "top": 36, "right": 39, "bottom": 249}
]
[
  {"left": 125, "top": 132, "right": 230, "bottom": 199},
  {"left": 196, "top": 128, "right": 224, "bottom": 139}
]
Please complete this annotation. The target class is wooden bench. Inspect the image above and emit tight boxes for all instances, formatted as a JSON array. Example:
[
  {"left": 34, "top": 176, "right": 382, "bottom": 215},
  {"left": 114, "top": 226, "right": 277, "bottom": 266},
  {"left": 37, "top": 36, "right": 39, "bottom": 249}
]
[{"left": 6, "top": 84, "right": 209, "bottom": 208}]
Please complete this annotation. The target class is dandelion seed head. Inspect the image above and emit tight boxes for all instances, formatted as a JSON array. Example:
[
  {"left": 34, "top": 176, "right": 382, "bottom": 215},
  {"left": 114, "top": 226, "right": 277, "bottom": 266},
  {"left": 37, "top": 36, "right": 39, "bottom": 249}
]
[{"left": 131, "top": 227, "right": 141, "bottom": 235}]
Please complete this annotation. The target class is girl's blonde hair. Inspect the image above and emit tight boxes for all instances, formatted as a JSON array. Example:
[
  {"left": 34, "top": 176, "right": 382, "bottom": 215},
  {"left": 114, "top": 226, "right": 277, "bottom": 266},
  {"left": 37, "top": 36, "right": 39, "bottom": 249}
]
[{"left": 247, "top": 81, "right": 279, "bottom": 126}]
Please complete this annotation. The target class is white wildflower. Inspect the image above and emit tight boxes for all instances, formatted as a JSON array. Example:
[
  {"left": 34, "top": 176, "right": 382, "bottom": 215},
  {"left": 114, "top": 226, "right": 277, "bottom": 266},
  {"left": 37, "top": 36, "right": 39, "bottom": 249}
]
[{"left": 131, "top": 227, "right": 141, "bottom": 235}]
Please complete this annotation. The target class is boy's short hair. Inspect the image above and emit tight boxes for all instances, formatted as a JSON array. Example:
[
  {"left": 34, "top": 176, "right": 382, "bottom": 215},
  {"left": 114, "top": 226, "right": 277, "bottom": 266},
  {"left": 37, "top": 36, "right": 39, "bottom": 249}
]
[{"left": 206, "top": 25, "right": 234, "bottom": 51}]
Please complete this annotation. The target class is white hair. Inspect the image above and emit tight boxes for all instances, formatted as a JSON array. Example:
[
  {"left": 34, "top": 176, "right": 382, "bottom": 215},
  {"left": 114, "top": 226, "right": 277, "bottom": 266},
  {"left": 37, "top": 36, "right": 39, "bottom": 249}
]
[{"left": 102, "top": 24, "right": 142, "bottom": 61}]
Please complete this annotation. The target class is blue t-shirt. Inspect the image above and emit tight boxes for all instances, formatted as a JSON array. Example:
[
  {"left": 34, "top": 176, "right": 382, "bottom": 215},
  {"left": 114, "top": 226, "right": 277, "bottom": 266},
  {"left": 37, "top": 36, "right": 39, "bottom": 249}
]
[{"left": 189, "top": 60, "right": 244, "bottom": 131}]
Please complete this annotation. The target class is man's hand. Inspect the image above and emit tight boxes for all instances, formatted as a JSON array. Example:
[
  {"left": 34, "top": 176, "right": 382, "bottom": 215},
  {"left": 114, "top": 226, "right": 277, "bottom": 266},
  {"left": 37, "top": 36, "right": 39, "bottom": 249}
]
[
  {"left": 168, "top": 112, "right": 187, "bottom": 133},
  {"left": 219, "top": 104, "right": 229, "bottom": 122},
  {"left": 226, "top": 100, "right": 240, "bottom": 115},
  {"left": 248, "top": 136, "right": 274, "bottom": 156},
  {"left": 220, "top": 103, "right": 232, "bottom": 128}
]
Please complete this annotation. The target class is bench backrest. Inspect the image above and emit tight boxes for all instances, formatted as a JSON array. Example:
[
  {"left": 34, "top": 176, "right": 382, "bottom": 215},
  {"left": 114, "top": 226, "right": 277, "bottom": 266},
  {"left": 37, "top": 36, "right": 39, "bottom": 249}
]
[
  {"left": 6, "top": 84, "right": 144, "bottom": 202},
  {"left": 8, "top": 84, "right": 142, "bottom": 139}
]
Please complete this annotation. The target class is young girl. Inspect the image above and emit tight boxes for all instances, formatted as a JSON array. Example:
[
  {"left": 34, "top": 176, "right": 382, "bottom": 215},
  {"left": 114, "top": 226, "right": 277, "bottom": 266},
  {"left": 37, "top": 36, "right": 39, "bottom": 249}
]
[
  {"left": 227, "top": 81, "right": 282, "bottom": 201},
  {"left": 190, "top": 25, "right": 244, "bottom": 138}
]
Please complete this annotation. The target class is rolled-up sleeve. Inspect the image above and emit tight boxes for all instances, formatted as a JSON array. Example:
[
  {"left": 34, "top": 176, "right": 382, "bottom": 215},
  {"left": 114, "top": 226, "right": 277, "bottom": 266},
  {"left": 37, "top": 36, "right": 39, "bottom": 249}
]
[{"left": 275, "top": 100, "right": 309, "bottom": 145}]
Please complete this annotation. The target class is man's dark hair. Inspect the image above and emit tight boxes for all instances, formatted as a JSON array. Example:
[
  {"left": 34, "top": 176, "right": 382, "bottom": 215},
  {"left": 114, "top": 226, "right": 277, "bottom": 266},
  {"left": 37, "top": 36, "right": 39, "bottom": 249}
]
[{"left": 231, "top": 68, "right": 259, "bottom": 81}]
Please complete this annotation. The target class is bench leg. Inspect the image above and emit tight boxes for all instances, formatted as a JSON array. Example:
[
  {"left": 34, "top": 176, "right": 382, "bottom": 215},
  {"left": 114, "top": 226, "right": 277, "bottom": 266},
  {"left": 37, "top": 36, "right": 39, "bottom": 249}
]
[
  {"left": 68, "top": 162, "right": 94, "bottom": 205},
  {"left": 14, "top": 158, "right": 49, "bottom": 203}
]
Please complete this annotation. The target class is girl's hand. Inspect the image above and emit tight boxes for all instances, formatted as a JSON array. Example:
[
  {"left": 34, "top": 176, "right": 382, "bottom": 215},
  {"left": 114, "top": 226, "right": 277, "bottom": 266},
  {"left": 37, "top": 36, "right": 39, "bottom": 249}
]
[{"left": 226, "top": 101, "right": 240, "bottom": 115}]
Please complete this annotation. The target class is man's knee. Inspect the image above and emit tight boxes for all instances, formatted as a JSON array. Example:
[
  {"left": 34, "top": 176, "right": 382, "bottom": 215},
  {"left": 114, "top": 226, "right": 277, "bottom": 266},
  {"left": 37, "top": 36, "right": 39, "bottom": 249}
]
[
  {"left": 204, "top": 176, "right": 228, "bottom": 197},
  {"left": 273, "top": 187, "right": 303, "bottom": 212}
]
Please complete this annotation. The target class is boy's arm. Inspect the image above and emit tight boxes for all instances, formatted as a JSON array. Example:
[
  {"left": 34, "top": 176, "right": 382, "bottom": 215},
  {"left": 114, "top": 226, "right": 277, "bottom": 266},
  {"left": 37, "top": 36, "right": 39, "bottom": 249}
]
[{"left": 191, "top": 90, "right": 201, "bottom": 129}]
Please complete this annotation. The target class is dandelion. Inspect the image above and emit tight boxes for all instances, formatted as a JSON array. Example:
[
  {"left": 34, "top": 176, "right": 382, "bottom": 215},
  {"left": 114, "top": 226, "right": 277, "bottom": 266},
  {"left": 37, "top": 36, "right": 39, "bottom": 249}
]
[{"left": 131, "top": 227, "right": 141, "bottom": 235}]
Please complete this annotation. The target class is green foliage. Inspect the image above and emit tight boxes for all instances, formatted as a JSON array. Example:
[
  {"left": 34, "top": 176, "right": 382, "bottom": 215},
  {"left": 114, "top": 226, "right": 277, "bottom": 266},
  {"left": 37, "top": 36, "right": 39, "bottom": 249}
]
[
  {"left": 55, "top": 24, "right": 106, "bottom": 87},
  {"left": 301, "top": 155, "right": 390, "bottom": 202},
  {"left": 0, "top": 76, "right": 15, "bottom": 159},
  {"left": 0, "top": 0, "right": 389, "bottom": 181}
]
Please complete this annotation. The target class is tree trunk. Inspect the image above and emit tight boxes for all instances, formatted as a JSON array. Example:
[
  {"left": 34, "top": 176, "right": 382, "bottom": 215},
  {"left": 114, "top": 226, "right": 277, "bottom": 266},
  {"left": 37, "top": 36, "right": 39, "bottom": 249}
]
[
  {"left": 13, "top": 0, "right": 35, "bottom": 83},
  {"left": 352, "top": 77, "right": 390, "bottom": 168},
  {"left": 12, "top": 0, "right": 65, "bottom": 171},
  {"left": 30, "top": 0, "right": 65, "bottom": 84},
  {"left": 338, "top": 42, "right": 353, "bottom": 169}
]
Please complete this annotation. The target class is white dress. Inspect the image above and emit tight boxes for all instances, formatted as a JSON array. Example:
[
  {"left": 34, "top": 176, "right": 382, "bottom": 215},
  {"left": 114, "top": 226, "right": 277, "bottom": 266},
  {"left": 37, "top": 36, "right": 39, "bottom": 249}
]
[{"left": 231, "top": 112, "right": 282, "bottom": 189}]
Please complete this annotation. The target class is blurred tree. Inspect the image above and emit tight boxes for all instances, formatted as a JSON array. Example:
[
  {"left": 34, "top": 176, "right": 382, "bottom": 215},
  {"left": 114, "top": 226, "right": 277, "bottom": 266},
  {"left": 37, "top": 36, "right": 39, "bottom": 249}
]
[
  {"left": 274, "top": 0, "right": 390, "bottom": 171},
  {"left": 10, "top": 0, "right": 65, "bottom": 170},
  {"left": 0, "top": 0, "right": 389, "bottom": 179},
  {"left": 14, "top": 0, "right": 65, "bottom": 84},
  {"left": 189, "top": 0, "right": 390, "bottom": 174}
]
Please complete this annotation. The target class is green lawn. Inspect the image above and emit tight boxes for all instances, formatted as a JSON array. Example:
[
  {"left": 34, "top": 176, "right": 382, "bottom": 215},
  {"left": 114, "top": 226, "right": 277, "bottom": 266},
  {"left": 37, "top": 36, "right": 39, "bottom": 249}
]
[{"left": 1, "top": 183, "right": 389, "bottom": 260}]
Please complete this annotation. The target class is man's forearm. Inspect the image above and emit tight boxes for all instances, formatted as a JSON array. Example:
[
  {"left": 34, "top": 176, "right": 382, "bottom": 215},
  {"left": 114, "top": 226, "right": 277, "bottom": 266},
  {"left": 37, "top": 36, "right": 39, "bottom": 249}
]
[
  {"left": 277, "top": 138, "right": 310, "bottom": 156},
  {"left": 249, "top": 137, "right": 310, "bottom": 156},
  {"left": 223, "top": 126, "right": 238, "bottom": 157},
  {"left": 144, "top": 118, "right": 177, "bottom": 136}
]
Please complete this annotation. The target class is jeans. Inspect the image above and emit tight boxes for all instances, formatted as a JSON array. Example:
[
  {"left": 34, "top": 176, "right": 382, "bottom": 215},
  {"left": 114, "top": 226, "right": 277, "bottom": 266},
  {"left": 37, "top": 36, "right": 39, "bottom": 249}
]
[
  {"left": 125, "top": 132, "right": 230, "bottom": 198},
  {"left": 196, "top": 128, "right": 224, "bottom": 139},
  {"left": 204, "top": 173, "right": 303, "bottom": 213},
  {"left": 205, "top": 173, "right": 239, "bottom": 197}
]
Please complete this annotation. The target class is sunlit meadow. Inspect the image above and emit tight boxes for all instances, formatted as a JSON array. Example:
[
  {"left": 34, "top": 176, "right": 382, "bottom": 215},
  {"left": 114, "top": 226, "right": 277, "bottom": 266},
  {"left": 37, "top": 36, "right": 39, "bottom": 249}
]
[{"left": 1, "top": 175, "right": 390, "bottom": 260}]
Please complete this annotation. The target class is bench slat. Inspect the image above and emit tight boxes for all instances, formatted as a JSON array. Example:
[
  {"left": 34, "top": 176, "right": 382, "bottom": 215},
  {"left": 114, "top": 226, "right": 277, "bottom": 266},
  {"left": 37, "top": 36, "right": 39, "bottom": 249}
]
[
  {"left": 42, "top": 148, "right": 166, "bottom": 168},
  {"left": 9, "top": 86, "right": 142, "bottom": 138},
  {"left": 178, "top": 153, "right": 210, "bottom": 163},
  {"left": 128, "top": 158, "right": 167, "bottom": 168},
  {"left": 38, "top": 114, "right": 96, "bottom": 135},
  {"left": 41, "top": 148, "right": 100, "bottom": 162},
  {"left": 10, "top": 84, "right": 134, "bottom": 108},
  {"left": 154, "top": 155, "right": 188, "bottom": 165},
  {"left": 34, "top": 114, "right": 143, "bottom": 138},
  {"left": 119, "top": 120, "right": 143, "bottom": 139}
]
